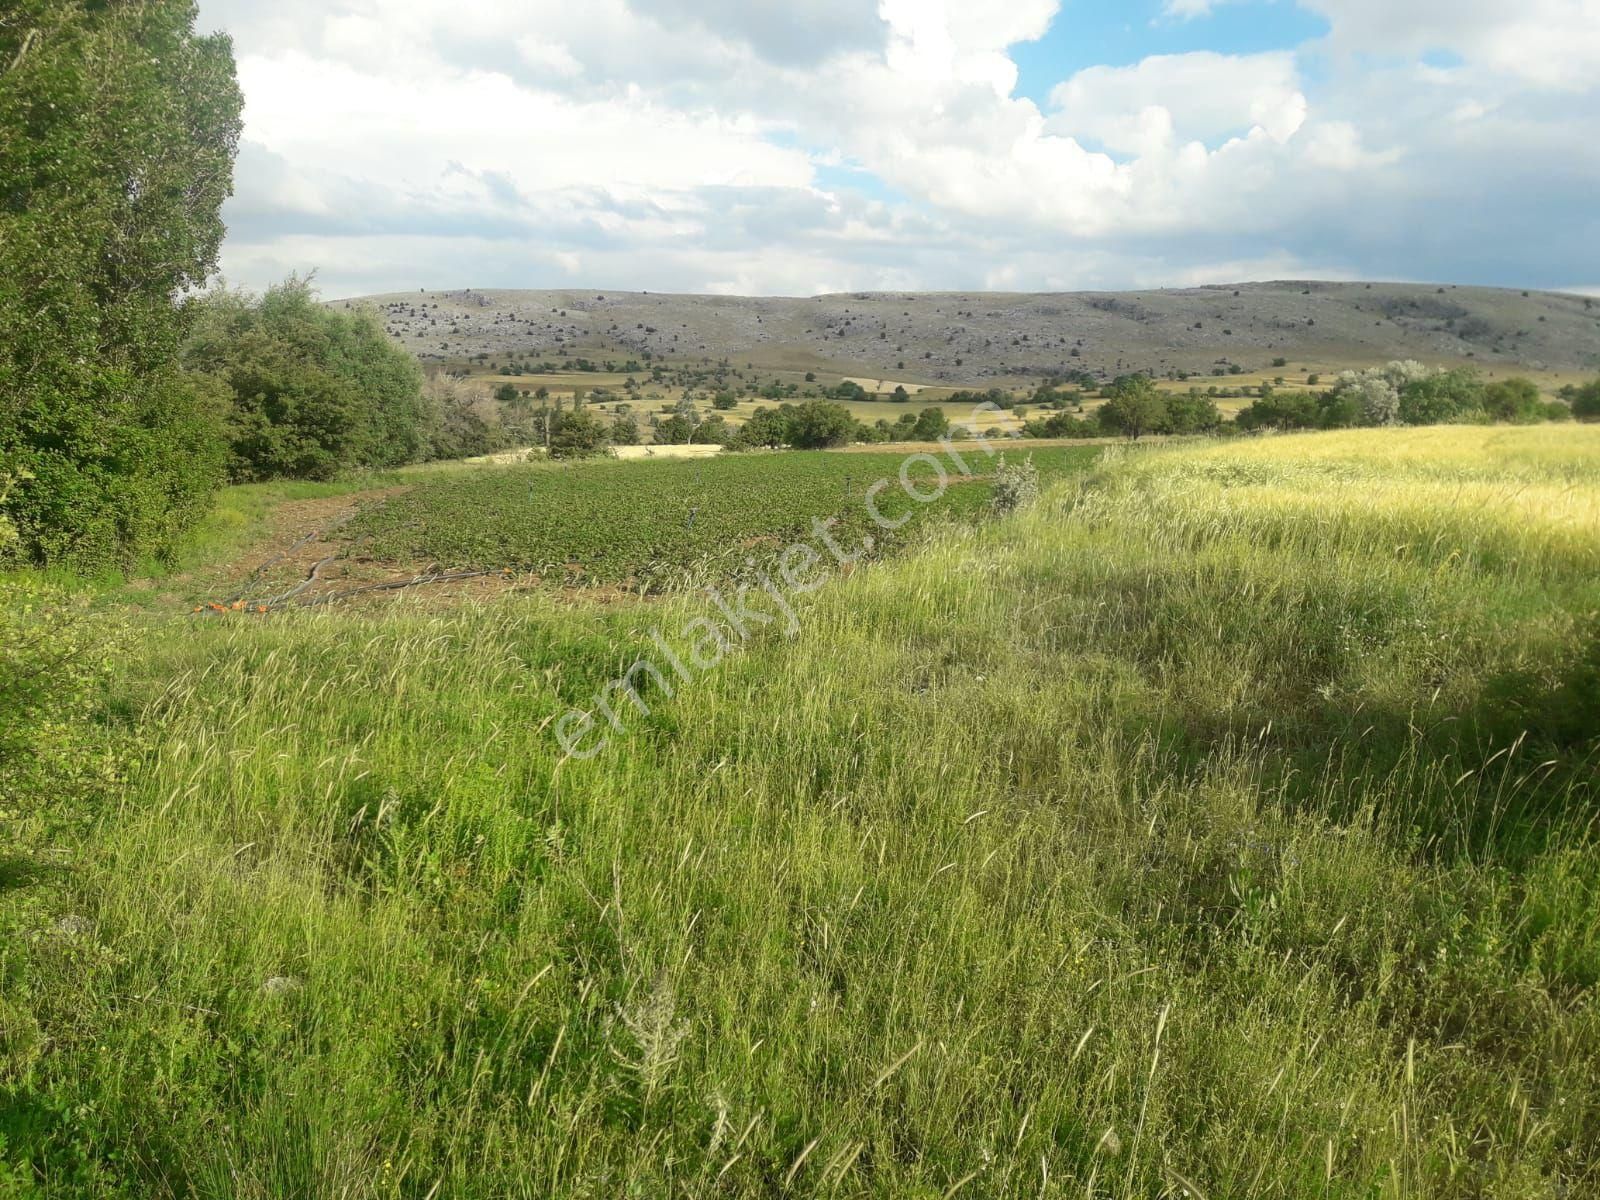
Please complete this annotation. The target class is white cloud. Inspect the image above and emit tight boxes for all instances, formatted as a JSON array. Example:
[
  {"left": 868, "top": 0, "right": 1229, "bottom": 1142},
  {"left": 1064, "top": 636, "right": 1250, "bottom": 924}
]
[
  {"left": 195, "top": 0, "right": 1600, "bottom": 297},
  {"left": 1302, "top": 0, "right": 1600, "bottom": 90},
  {"left": 1049, "top": 51, "right": 1308, "bottom": 154}
]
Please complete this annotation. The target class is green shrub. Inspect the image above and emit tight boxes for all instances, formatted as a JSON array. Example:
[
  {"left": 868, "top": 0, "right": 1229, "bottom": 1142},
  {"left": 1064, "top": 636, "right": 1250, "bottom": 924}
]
[
  {"left": 990, "top": 454, "right": 1039, "bottom": 514},
  {"left": 0, "top": 582, "right": 130, "bottom": 824},
  {"left": 184, "top": 280, "right": 431, "bottom": 481}
]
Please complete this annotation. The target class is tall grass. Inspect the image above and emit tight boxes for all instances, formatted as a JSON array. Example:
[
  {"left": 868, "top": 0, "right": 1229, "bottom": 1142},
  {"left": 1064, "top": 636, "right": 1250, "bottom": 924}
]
[{"left": 2, "top": 426, "right": 1597, "bottom": 1197}]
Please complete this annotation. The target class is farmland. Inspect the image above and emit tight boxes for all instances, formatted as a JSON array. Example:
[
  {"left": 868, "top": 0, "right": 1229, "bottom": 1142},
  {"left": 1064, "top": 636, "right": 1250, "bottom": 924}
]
[
  {"left": 4, "top": 425, "right": 1600, "bottom": 1197},
  {"left": 346, "top": 446, "right": 1098, "bottom": 590}
]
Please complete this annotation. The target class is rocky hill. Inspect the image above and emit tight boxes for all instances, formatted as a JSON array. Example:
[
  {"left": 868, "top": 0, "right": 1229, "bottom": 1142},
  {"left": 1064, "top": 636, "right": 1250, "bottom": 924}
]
[{"left": 338, "top": 281, "right": 1600, "bottom": 384}]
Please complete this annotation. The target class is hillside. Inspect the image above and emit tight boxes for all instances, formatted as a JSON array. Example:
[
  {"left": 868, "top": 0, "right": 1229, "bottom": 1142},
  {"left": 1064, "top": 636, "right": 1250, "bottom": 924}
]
[{"left": 341, "top": 281, "right": 1600, "bottom": 384}]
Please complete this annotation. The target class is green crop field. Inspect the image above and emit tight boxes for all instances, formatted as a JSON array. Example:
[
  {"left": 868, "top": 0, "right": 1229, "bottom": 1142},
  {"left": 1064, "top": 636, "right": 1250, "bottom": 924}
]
[
  {"left": 348, "top": 446, "right": 1097, "bottom": 589},
  {"left": 4, "top": 426, "right": 1600, "bottom": 1198}
]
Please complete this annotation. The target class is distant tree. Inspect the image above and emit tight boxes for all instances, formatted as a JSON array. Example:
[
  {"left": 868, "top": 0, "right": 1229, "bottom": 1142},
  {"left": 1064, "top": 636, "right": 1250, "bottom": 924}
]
[
  {"left": 610, "top": 412, "right": 640, "bottom": 445},
  {"left": 734, "top": 406, "right": 793, "bottom": 450},
  {"left": 696, "top": 414, "right": 733, "bottom": 446},
  {"left": 1572, "top": 379, "right": 1600, "bottom": 422},
  {"left": 1098, "top": 376, "right": 1168, "bottom": 440},
  {"left": 1329, "top": 362, "right": 1430, "bottom": 427},
  {"left": 1316, "top": 390, "right": 1362, "bottom": 428},
  {"left": 1236, "top": 391, "right": 1318, "bottom": 432},
  {"left": 654, "top": 414, "right": 696, "bottom": 445},
  {"left": 1399, "top": 368, "right": 1483, "bottom": 425},
  {"left": 712, "top": 391, "right": 738, "bottom": 410},
  {"left": 891, "top": 385, "right": 912, "bottom": 404},
  {"left": 786, "top": 401, "right": 858, "bottom": 449},
  {"left": 1160, "top": 392, "right": 1223, "bottom": 435},
  {"left": 548, "top": 408, "right": 611, "bottom": 459},
  {"left": 911, "top": 407, "right": 950, "bottom": 440},
  {"left": 421, "top": 377, "right": 505, "bottom": 461},
  {"left": 1483, "top": 377, "right": 1546, "bottom": 423},
  {"left": 494, "top": 382, "right": 520, "bottom": 404},
  {"left": 1023, "top": 411, "right": 1091, "bottom": 439}
]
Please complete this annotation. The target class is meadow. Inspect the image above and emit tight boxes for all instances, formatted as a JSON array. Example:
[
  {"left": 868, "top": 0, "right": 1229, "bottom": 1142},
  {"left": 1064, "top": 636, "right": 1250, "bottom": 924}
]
[{"left": 2, "top": 426, "right": 1598, "bottom": 1198}]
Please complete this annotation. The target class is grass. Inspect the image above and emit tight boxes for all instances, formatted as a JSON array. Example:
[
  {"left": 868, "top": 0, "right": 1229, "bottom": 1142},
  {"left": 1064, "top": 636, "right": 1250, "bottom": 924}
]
[
  {"left": 347, "top": 446, "right": 1098, "bottom": 590},
  {"left": 2, "top": 425, "right": 1599, "bottom": 1197}
]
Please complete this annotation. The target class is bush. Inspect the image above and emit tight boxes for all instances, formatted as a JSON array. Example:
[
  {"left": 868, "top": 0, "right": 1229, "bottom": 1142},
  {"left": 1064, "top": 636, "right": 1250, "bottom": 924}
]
[
  {"left": 0, "top": 466, "right": 26, "bottom": 559},
  {"left": 184, "top": 280, "right": 430, "bottom": 481},
  {"left": 990, "top": 454, "right": 1039, "bottom": 514},
  {"left": 0, "top": 582, "right": 130, "bottom": 826}
]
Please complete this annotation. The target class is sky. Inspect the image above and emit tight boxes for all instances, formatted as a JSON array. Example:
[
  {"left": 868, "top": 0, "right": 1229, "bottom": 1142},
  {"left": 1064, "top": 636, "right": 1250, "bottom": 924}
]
[{"left": 194, "top": 0, "right": 1600, "bottom": 299}]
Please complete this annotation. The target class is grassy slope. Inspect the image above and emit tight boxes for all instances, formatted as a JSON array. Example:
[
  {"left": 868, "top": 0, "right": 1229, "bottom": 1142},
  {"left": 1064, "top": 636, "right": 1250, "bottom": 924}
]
[{"left": 4, "top": 427, "right": 1600, "bottom": 1197}]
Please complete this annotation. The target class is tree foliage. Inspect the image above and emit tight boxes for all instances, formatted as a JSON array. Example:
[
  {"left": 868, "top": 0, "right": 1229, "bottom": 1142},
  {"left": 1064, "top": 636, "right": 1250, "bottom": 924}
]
[
  {"left": 1572, "top": 380, "right": 1600, "bottom": 423},
  {"left": 184, "top": 280, "right": 430, "bottom": 481},
  {"left": 0, "top": 0, "right": 242, "bottom": 567},
  {"left": 1098, "top": 376, "right": 1167, "bottom": 440},
  {"left": 547, "top": 408, "right": 612, "bottom": 459},
  {"left": 785, "top": 401, "right": 858, "bottom": 449}
]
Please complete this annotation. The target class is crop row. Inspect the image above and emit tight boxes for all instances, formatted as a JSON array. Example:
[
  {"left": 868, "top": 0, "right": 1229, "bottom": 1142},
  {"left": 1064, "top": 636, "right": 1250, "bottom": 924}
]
[{"left": 348, "top": 447, "right": 1098, "bottom": 589}]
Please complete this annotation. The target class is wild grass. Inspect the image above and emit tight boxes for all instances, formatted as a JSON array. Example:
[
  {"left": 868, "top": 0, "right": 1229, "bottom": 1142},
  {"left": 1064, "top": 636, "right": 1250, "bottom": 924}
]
[{"left": 2, "top": 426, "right": 1597, "bottom": 1197}]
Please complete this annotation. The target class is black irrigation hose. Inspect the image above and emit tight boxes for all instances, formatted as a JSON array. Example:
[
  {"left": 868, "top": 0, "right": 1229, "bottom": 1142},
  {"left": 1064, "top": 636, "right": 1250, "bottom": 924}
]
[
  {"left": 262, "top": 554, "right": 341, "bottom": 607},
  {"left": 218, "top": 499, "right": 386, "bottom": 607},
  {"left": 219, "top": 528, "right": 322, "bottom": 606}
]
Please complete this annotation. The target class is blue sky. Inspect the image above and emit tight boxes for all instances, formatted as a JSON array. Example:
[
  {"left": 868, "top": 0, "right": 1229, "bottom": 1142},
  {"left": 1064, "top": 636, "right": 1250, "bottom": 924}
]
[
  {"left": 196, "top": 0, "right": 1600, "bottom": 298},
  {"left": 1010, "top": 1, "right": 1330, "bottom": 104}
]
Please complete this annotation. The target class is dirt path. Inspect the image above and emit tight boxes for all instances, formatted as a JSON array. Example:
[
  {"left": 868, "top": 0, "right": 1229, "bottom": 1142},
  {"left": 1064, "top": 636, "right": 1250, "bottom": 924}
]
[{"left": 152, "top": 485, "right": 645, "bottom": 616}]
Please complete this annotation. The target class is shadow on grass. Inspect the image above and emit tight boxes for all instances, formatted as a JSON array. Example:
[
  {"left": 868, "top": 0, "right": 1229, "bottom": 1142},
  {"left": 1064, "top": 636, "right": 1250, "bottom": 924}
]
[{"left": 0, "top": 853, "right": 62, "bottom": 894}]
